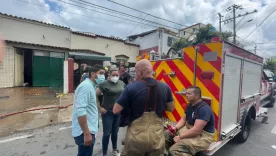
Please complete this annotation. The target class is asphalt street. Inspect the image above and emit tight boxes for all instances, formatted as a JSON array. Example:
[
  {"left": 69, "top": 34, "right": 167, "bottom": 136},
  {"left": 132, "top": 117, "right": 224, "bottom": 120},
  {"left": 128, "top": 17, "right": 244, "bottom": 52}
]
[{"left": 0, "top": 105, "right": 276, "bottom": 156}]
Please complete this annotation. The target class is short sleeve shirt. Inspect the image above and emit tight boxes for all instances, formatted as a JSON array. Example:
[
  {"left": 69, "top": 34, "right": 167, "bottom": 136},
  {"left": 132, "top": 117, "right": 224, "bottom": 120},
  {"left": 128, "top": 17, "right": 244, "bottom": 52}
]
[
  {"left": 116, "top": 77, "right": 173, "bottom": 122},
  {"left": 185, "top": 101, "right": 215, "bottom": 133},
  {"left": 99, "top": 80, "right": 125, "bottom": 110}
]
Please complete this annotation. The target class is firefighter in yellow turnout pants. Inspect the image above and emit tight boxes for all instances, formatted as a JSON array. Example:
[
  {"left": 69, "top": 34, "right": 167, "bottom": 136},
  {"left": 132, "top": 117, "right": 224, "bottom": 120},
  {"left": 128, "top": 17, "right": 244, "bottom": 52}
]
[
  {"left": 113, "top": 59, "right": 175, "bottom": 156},
  {"left": 165, "top": 87, "right": 215, "bottom": 156}
]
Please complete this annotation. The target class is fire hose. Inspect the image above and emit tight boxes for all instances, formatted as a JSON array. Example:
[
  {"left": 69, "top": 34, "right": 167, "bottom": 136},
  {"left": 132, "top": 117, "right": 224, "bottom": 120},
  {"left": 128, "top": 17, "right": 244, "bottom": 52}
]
[{"left": 0, "top": 104, "right": 73, "bottom": 120}]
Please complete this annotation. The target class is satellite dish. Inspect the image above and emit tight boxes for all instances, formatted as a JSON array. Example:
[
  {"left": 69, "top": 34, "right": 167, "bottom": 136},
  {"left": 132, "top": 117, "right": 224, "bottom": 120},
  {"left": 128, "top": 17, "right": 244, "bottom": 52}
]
[{"left": 188, "top": 35, "right": 196, "bottom": 42}]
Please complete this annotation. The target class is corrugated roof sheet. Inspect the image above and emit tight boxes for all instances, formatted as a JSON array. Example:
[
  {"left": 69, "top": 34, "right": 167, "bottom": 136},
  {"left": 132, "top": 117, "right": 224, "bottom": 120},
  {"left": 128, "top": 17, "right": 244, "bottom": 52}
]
[{"left": 72, "top": 31, "right": 140, "bottom": 47}]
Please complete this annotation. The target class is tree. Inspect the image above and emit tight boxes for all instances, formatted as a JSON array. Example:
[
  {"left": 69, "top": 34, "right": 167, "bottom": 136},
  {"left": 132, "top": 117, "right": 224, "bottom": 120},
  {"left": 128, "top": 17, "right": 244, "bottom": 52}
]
[
  {"left": 172, "top": 24, "right": 232, "bottom": 52},
  {"left": 263, "top": 57, "right": 276, "bottom": 74},
  {"left": 194, "top": 24, "right": 232, "bottom": 45},
  {"left": 172, "top": 37, "right": 190, "bottom": 52}
]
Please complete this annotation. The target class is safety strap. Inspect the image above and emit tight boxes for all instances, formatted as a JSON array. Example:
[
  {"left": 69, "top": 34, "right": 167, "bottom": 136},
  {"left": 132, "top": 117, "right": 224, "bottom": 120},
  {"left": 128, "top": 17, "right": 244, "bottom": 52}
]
[
  {"left": 141, "top": 79, "right": 158, "bottom": 112},
  {"left": 186, "top": 102, "right": 206, "bottom": 121}
]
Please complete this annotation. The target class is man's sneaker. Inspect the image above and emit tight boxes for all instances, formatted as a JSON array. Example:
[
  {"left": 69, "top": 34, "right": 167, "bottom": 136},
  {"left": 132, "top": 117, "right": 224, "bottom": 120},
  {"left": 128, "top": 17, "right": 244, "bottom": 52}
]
[{"left": 112, "top": 149, "right": 120, "bottom": 156}]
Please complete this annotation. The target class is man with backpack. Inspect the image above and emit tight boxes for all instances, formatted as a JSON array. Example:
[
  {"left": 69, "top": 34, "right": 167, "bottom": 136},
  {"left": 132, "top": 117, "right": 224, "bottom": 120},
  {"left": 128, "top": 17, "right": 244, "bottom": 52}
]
[
  {"left": 165, "top": 86, "right": 215, "bottom": 156},
  {"left": 113, "top": 59, "right": 174, "bottom": 156}
]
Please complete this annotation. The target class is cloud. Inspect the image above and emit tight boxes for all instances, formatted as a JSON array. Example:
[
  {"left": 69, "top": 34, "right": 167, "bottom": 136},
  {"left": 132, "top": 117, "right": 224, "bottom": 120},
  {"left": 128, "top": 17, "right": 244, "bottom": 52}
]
[{"left": 0, "top": 0, "right": 275, "bottom": 57}]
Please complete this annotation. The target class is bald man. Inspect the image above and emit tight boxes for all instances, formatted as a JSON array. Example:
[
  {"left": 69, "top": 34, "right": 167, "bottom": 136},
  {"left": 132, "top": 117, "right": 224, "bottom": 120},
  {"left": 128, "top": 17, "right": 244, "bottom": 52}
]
[{"left": 113, "top": 59, "right": 174, "bottom": 156}]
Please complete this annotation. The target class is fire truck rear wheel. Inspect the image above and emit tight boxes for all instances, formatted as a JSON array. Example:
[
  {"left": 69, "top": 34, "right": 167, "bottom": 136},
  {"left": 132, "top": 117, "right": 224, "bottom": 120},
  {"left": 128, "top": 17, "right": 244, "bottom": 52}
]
[{"left": 234, "top": 114, "right": 252, "bottom": 143}]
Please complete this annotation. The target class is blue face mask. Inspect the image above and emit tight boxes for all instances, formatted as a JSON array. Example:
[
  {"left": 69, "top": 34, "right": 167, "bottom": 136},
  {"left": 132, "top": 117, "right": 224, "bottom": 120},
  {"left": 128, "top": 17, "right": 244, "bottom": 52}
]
[{"left": 96, "top": 74, "right": 105, "bottom": 84}]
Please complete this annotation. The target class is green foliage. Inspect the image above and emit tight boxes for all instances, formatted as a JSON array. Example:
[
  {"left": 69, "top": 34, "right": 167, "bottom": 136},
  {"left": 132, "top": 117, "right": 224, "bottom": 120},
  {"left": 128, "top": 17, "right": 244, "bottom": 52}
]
[
  {"left": 172, "top": 24, "right": 232, "bottom": 52},
  {"left": 263, "top": 57, "right": 276, "bottom": 74}
]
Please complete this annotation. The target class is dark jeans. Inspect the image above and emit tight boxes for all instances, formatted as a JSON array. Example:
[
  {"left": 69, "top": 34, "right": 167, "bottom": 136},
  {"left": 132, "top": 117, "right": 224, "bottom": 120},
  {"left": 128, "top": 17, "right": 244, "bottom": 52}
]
[
  {"left": 102, "top": 110, "right": 121, "bottom": 155},
  {"left": 74, "top": 133, "right": 96, "bottom": 156}
]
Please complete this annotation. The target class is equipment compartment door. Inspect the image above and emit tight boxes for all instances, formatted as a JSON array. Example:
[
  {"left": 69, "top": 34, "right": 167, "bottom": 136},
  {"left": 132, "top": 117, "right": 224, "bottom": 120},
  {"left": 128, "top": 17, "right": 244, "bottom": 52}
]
[{"left": 221, "top": 55, "right": 242, "bottom": 134}]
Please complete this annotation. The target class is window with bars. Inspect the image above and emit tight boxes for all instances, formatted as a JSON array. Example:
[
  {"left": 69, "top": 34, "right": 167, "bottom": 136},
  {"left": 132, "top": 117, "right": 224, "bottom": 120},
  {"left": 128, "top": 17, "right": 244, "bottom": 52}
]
[{"left": 0, "top": 62, "right": 3, "bottom": 69}]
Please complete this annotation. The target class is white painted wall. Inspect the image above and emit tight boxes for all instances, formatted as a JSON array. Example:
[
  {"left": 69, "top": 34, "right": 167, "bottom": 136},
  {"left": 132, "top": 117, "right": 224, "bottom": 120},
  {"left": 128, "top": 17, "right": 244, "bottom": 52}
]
[
  {"left": 63, "top": 60, "right": 69, "bottom": 94},
  {"left": 0, "top": 46, "right": 15, "bottom": 88},
  {"left": 161, "top": 32, "right": 178, "bottom": 55},
  {"left": 129, "top": 31, "right": 159, "bottom": 50},
  {"left": 71, "top": 34, "right": 140, "bottom": 63},
  {"left": 0, "top": 15, "right": 71, "bottom": 48},
  {"left": 179, "top": 23, "right": 206, "bottom": 39}
]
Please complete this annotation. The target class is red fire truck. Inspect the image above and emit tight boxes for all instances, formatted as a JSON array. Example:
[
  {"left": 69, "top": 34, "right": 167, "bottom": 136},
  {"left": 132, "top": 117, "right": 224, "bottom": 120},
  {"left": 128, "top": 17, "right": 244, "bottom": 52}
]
[{"left": 137, "top": 37, "right": 270, "bottom": 155}]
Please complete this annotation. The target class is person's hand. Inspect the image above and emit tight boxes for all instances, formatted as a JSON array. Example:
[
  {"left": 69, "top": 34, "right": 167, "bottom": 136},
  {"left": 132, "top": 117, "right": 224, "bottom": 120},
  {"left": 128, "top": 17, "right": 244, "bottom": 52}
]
[
  {"left": 173, "top": 136, "right": 181, "bottom": 143},
  {"left": 100, "top": 107, "right": 107, "bottom": 114},
  {"left": 83, "top": 133, "right": 93, "bottom": 146}
]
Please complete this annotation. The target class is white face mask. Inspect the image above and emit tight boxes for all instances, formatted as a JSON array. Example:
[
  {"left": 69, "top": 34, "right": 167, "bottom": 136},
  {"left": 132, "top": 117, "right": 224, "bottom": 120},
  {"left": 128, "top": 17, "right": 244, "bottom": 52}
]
[{"left": 110, "top": 76, "right": 119, "bottom": 83}]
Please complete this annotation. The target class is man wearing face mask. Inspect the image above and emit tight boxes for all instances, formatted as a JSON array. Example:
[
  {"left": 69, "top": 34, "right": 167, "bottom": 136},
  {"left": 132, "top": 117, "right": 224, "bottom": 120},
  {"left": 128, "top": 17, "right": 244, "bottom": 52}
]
[
  {"left": 72, "top": 64, "right": 105, "bottom": 156},
  {"left": 113, "top": 59, "right": 175, "bottom": 156},
  {"left": 96, "top": 68, "right": 125, "bottom": 156}
]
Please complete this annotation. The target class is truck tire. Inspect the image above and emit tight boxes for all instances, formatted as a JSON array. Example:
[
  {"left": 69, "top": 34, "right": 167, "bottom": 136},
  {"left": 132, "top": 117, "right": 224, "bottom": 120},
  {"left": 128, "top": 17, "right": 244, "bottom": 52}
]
[{"left": 234, "top": 113, "right": 252, "bottom": 143}]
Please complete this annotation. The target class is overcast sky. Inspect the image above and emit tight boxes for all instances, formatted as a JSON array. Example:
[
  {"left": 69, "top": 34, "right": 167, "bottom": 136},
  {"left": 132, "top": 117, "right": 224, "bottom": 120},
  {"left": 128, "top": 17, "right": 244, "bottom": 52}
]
[{"left": 0, "top": 0, "right": 275, "bottom": 57}]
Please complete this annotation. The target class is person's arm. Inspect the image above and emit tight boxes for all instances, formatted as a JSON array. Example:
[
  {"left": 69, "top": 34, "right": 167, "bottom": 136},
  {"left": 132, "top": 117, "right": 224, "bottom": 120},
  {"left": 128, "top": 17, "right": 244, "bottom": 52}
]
[
  {"left": 165, "top": 84, "right": 174, "bottom": 112},
  {"left": 96, "top": 86, "right": 107, "bottom": 114},
  {"left": 113, "top": 87, "right": 129, "bottom": 114},
  {"left": 178, "top": 107, "right": 211, "bottom": 139},
  {"left": 174, "top": 114, "right": 187, "bottom": 130},
  {"left": 75, "top": 87, "right": 92, "bottom": 146}
]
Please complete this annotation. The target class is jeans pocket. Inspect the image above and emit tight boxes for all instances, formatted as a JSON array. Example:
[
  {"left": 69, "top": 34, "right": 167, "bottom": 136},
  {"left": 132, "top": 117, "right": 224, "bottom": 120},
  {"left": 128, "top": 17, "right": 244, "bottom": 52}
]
[{"left": 74, "top": 134, "right": 84, "bottom": 146}]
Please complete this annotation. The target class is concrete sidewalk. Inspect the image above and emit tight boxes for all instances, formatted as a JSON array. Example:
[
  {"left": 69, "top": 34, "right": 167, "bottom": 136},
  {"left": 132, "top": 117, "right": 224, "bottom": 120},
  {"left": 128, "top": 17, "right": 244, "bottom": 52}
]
[{"left": 0, "top": 87, "right": 74, "bottom": 137}]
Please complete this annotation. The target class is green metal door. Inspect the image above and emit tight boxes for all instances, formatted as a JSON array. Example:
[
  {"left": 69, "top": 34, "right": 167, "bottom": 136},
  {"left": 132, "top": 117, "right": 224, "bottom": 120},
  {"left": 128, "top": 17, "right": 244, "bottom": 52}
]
[
  {"left": 33, "top": 56, "right": 50, "bottom": 86},
  {"left": 49, "top": 57, "right": 64, "bottom": 91}
]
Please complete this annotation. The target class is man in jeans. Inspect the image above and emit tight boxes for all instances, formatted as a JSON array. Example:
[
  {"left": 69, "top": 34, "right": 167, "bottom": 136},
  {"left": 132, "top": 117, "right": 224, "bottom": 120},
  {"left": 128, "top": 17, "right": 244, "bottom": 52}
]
[{"left": 72, "top": 65, "right": 106, "bottom": 156}]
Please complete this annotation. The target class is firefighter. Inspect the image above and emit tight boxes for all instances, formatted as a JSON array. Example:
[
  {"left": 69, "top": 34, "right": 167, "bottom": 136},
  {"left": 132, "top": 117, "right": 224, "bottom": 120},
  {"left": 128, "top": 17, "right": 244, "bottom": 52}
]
[
  {"left": 165, "top": 86, "right": 215, "bottom": 156},
  {"left": 113, "top": 59, "right": 175, "bottom": 156}
]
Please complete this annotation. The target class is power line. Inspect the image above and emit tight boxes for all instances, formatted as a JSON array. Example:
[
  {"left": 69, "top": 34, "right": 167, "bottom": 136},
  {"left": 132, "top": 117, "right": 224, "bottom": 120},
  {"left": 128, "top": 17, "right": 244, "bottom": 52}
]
[
  {"left": 244, "top": 4, "right": 276, "bottom": 39},
  {"left": 59, "top": 0, "right": 180, "bottom": 30},
  {"left": 106, "top": 0, "right": 187, "bottom": 27},
  {"left": 34, "top": 0, "right": 69, "bottom": 27},
  {"left": 32, "top": 0, "right": 53, "bottom": 23},
  {"left": 16, "top": 0, "right": 157, "bottom": 28}
]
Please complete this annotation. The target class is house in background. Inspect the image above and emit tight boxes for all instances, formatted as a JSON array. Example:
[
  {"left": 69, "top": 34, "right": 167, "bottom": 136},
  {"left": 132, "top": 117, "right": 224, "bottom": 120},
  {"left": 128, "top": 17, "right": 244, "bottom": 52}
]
[
  {"left": 70, "top": 31, "right": 139, "bottom": 67},
  {"left": 0, "top": 13, "right": 140, "bottom": 91},
  {"left": 126, "top": 27, "right": 179, "bottom": 56},
  {"left": 179, "top": 23, "right": 207, "bottom": 40},
  {"left": 0, "top": 13, "right": 71, "bottom": 89}
]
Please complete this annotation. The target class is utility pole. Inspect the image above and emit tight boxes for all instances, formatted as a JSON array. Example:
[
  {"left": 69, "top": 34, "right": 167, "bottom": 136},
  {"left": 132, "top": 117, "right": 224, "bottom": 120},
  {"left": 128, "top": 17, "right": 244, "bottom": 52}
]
[
  {"left": 233, "top": 5, "right": 236, "bottom": 44},
  {"left": 218, "top": 13, "right": 223, "bottom": 32},
  {"left": 254, "top": 45, "right": 257, "bottom": 54},
  {"left": 219, "top": 4, "right": 257, "bottom": 44}
]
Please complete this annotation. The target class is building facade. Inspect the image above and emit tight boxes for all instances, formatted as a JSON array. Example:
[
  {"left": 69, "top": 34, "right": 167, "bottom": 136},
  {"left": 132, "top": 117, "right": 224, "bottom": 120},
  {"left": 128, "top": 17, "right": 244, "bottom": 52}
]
[
  {"left": 0, "top": 13, "right": 71, "bottom": 89},
  {"left": 179, "top": 23, "right": 206, "bottom": 39},
  {"left": 0, "top": 13, "right": 140, "bottom": 90},
  {"left": 127, "top": 27, "right": 178, "bottom": 56}
]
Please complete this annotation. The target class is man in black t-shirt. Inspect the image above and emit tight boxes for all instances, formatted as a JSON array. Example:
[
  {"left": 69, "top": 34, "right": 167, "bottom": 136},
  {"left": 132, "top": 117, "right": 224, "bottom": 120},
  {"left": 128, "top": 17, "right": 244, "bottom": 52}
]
[
  {"left": 113, "top": 59, "right": 174, "bottom": 156},
  {"left": 165, "top": 86, "right": 215, "bottom": 156},
  {"left": 119, "top": 65, "right": 131, "bottom": 85}
]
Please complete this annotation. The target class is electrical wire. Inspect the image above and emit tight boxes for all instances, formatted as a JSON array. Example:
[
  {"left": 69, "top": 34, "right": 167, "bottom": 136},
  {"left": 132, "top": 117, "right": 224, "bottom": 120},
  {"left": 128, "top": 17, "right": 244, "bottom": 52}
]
[
  {"left": 106, "top": 0, "right": 187, "bottom": 27},
  {"left": 16, "top": 0, "right": 158, "bottom": 28},
  {"left": 58, "top": 0, "right": 180, "bottom": 30},
  {"left": 244, "top": 4, "right": 276, "bottom": 39}
]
